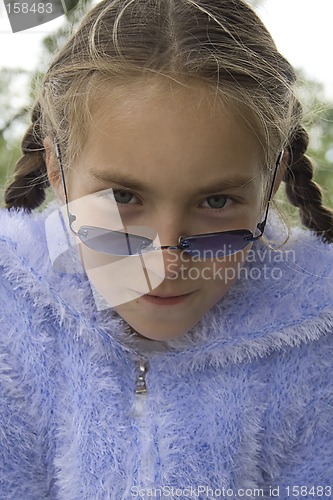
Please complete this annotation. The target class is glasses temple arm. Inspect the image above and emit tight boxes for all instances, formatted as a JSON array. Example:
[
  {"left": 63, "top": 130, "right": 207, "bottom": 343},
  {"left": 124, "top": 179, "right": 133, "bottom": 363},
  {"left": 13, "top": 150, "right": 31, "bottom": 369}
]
[
  {"left": 256, "top": 150, "right": 284, "bottom": 235},
  {"left": 54, "top": 139, "right": 78, "bottom": 234}
]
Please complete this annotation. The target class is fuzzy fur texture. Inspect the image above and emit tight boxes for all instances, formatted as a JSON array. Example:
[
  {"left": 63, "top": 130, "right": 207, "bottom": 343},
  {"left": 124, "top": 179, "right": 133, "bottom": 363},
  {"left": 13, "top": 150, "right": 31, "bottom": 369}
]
[{"left": 0, "top": 201, "right": 333, "bottom": 500}]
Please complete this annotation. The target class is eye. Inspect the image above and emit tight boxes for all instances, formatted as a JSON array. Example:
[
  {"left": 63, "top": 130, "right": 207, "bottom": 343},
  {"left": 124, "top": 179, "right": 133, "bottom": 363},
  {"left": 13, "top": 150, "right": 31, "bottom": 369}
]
[
  {"left": 98, "top": 189, "right": 138, "bottom": 205},
  {"left": 113, "top": 190, "right": 137, "bottom": 204},
  {"left": 201, "top": 195, "right": 231, "bottom": 210}
]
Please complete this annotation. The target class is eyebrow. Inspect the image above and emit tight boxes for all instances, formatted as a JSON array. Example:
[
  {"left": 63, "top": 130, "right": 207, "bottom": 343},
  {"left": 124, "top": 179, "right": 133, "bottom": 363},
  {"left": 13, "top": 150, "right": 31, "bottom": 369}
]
[{"left": 88, "top": 168, "right": 256, "bottom": 194}]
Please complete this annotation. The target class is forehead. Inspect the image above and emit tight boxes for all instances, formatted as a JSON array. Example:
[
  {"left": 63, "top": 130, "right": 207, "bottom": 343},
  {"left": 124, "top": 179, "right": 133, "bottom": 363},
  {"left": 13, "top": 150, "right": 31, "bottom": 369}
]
[
  {"left": 90, "top": 76, "right": 259, "bottom": 132},
  {"left": 90, "top": 76, "right": 223, "bottom": 114},
  {"left": 87, "top": 75, "right": 258, "bottom": 136},
  {"left": 73, "top": 76, "right": 264, "bottom": 189}
]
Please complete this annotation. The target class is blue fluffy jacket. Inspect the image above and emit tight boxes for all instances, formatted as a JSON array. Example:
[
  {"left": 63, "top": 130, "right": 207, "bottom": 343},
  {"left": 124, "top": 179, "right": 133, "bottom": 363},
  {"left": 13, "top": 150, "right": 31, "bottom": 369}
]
[{"left": 0, "top": 202, "right": 333, "bottom": 500}]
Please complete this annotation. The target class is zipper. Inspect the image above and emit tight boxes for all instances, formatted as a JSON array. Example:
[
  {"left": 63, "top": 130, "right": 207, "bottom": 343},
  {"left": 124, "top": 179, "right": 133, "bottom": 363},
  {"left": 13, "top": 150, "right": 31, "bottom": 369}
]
[
  {"left": 130, "top": 358, "right": 149, "bottom": 418},
  {"left": 128, "top": 357, "right": 156, "bottom": 490}
]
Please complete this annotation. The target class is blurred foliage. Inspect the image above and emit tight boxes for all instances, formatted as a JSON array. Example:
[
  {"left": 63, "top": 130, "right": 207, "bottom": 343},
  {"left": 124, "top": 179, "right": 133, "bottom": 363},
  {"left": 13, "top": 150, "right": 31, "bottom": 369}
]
[
  {"left": 0, "top": 0, "right": 332, "bottom": 222},
  {"left": 0, "top": 0, "right": 93, "bottom": 208},
  {"left": 0, "top": 67, "right": 30, "bottom": 204}
]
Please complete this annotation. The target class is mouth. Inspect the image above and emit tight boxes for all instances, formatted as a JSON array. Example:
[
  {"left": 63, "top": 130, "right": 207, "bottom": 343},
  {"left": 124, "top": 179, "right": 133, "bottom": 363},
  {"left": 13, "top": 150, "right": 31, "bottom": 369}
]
[{"left": 141, "top": 291, "right": 195, "bottom": 306}]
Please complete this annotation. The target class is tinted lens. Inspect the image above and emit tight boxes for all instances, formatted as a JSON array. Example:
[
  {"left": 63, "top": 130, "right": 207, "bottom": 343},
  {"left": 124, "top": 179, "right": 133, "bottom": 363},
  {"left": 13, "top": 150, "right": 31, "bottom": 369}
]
[
  {"left": 78, "top": 226, "right": 154, "bottom": 255},
  {"left": 181, "top": 230, "right": 254, "bottom": 257}
]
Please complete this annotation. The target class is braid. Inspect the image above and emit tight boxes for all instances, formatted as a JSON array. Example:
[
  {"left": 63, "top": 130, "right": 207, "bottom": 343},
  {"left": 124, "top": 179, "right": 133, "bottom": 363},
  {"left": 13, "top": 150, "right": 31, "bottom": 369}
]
[
  {"left": 283, "top": 126, "right": 333, "bottom": 244},
  {"left": 3, "top": 102, "right": 50, "bottom": 212}
]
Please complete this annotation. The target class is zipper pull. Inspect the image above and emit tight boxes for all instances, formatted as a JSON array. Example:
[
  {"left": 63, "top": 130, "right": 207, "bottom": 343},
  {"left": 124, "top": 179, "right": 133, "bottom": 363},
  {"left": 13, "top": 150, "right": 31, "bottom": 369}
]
[
  {"left": 135, "top": 360, "right": 148, "bottom": 395},
  {"left": 130, "top": 360, "right": 148, "bottom": 418}
]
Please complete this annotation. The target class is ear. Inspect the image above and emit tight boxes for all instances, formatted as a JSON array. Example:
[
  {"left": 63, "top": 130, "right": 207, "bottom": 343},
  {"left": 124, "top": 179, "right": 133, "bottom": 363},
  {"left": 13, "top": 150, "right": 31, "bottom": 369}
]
[
  {"left": 43, "top": 137, "right": 65, "bottom": 203},
  {"left": 272, "top": 149, "right": 289, "bottom": 196}
]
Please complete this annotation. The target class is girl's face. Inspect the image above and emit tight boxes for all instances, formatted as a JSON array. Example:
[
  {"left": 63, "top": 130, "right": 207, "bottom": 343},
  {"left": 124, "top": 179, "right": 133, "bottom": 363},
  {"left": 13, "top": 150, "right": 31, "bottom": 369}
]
[{"left": 54, "top": 80, "right": 267, "bottom": 341}]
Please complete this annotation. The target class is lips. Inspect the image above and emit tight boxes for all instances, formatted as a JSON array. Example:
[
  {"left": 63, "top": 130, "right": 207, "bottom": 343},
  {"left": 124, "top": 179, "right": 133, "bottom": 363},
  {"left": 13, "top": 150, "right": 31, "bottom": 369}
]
[
  {"left": 146, "top": 292, "right": 192, "bottom": 298},
  {"left": 141, "top": 291, "right": 195, "bottom": 306}
]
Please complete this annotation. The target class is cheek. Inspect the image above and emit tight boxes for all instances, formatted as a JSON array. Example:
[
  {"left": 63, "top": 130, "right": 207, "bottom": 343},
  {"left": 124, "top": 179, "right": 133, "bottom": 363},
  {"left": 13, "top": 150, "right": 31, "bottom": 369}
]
[
  {"left": 189, "top": 244, "right": 252, "bottom": 301},
  {"left": 197, "top": 263, "right": 239, "bottom": 300},
  {"left": 77, "top": 244, "right": 166, "bottom": 308},
  {"left": 79, "top": 246, "right": 134, "bottom": 307},
  {"left": 187, "top": 246, "right": 249, "bottom": 283}
]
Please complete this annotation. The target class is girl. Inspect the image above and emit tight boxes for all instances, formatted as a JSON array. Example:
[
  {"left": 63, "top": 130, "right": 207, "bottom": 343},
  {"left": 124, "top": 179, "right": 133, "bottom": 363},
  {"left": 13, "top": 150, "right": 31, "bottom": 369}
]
[{"left": 1, "top": 0, "right": 333, "bottom": 498}]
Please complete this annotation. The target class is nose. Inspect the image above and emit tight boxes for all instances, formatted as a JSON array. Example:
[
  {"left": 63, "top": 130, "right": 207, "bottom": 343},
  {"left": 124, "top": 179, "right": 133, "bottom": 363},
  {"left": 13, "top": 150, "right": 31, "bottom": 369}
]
[
  {"left": 145, "top": 213, "right": 193, "bottom": 276},
  {"left": 140, "top": 240, "right": 191, "bottom": 281},
  {"left": 151, "top": 212, "right": 192, "bottom": 249}
]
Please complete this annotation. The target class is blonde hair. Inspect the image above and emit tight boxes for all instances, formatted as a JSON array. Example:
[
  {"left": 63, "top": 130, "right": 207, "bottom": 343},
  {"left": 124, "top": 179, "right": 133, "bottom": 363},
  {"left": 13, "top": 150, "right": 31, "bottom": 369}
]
[{"left": 3, "top": 0, "right": 333, "bottom": 242}]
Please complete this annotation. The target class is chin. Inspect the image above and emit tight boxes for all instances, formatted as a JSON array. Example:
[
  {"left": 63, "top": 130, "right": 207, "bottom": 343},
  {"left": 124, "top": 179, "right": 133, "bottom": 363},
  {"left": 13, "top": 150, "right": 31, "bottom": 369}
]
[
  {"left": 136, "top": 331, "right": 185, "bottom": 341},
  {"left": 124, "top": 320, "right": 196, "bottom": 341}
]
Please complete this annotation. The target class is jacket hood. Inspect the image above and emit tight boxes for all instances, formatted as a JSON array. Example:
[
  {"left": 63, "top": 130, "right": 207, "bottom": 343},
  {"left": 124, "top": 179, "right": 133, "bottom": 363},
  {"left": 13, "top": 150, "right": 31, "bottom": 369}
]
[{"left": 1, "top": 200, "right": 333, "bottom": 373}]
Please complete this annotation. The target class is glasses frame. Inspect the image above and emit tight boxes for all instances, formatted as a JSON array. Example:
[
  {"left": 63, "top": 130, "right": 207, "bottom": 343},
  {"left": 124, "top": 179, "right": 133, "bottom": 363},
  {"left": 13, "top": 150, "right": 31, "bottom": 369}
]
[{"left": 54, "top": 139, "right": 283, "bottom": 256}]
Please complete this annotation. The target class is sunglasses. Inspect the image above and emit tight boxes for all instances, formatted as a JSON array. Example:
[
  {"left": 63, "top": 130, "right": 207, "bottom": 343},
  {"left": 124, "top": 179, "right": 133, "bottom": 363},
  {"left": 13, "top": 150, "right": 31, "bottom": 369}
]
[{"left": 54, "top": 140, "right": 282, "bottom": 258}]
